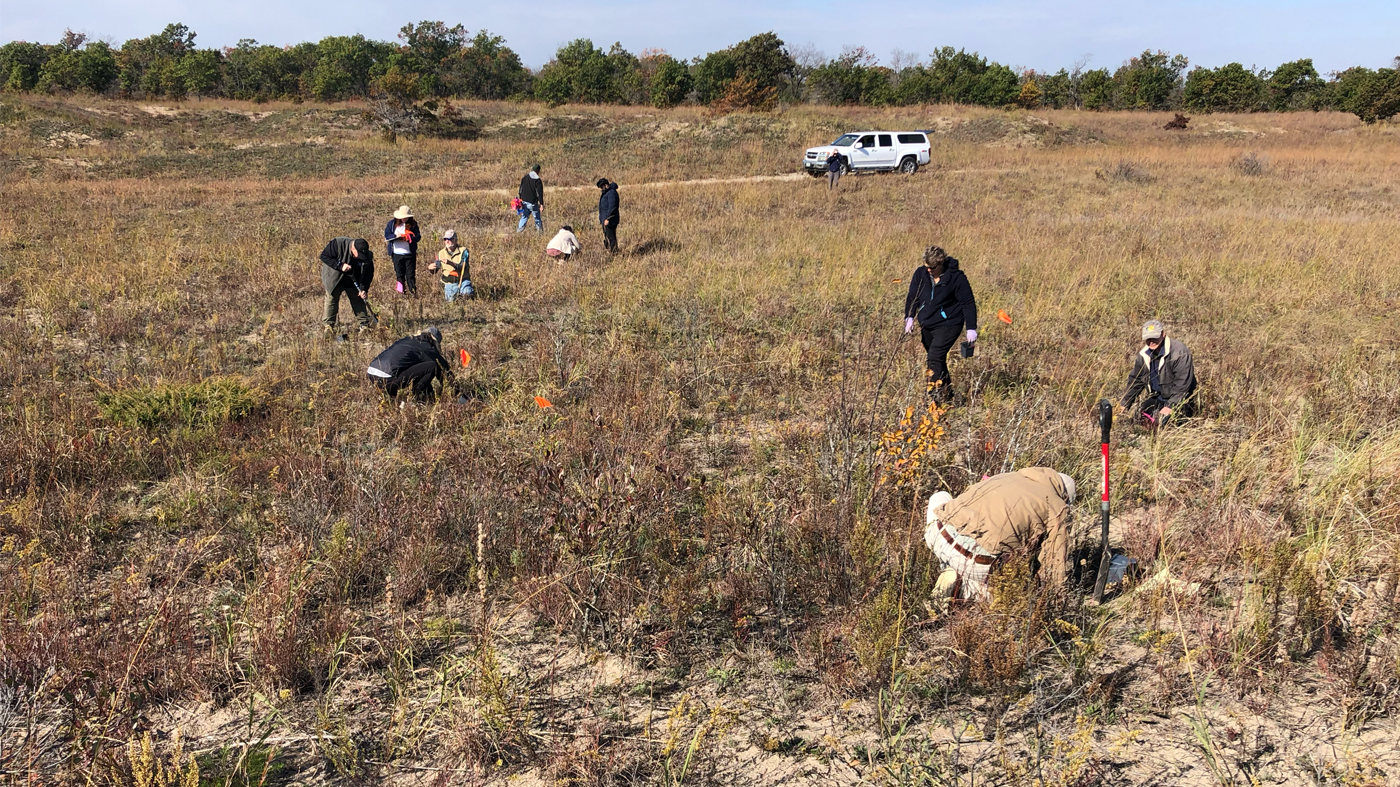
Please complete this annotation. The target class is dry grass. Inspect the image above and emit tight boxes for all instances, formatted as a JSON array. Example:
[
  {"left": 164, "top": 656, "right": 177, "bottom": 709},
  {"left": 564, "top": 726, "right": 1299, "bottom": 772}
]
[{"left": 1, "top": 95, "right": 1398, "bottom": 785}]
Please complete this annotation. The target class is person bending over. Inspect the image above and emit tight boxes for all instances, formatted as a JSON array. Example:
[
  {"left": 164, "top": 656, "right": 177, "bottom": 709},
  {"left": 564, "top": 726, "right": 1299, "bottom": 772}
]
[
  {"left": 320, "top": 236, "right": 375, "bottom": 333},
  {"left": 923, "top": 468, "right": 1076, "bottom": 602},
  {"left": 367, "top": 327, "right": 452, "bottom": 403},
  {"left": 546, "top": 225, "right": 581, "bottom": 260}
]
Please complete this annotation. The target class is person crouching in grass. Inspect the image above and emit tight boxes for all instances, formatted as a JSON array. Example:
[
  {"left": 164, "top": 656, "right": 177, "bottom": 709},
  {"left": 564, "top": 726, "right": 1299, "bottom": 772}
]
[
  {"left": 428, "top": 229, "right": 472, "bottom": 302},
  {"left": 546, "top": 225, "right": 581, "bottom": 261},
  {"left": 368, "top": 327, "right": 453, "bottom": 403}
]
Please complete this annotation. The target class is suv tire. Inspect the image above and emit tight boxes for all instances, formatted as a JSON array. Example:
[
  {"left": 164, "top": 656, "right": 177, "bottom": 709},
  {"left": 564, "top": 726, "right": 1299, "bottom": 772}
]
[{"left": 899, "top": 157, "right": 918, "bottom": 175}]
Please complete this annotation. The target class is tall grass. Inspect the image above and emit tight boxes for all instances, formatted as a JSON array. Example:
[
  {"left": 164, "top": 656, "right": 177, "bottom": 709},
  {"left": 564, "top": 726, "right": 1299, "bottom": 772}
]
[{"left": 2, "top": 95, "right": 1397, "bottom": 783}]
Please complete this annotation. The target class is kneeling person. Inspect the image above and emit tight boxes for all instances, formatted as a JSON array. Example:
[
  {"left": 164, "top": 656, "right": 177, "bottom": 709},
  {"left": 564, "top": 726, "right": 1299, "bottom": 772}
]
[
  {"left": 368, "top": 327, "right": 452, "bottom": 403},
  {"left": 428, "top": 230, "right": 472, "bottom": 302},
  {"left": 1120, "top": 319, "right": 1197, "bottom": 425},
  {"left": 923, "top": 468, "right": 1075, "bottom": 601}
]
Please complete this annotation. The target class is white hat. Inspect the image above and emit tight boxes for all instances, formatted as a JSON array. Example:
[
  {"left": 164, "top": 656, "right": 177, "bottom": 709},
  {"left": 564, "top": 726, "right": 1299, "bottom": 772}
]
[
  {"left": 1058, "top": 473, "right": 1076, "bottom": 504},
  {"left": 925, "top": 491, "right": 953, "bottom": 525},
  {"left": 442, "top": 229, "right": 456, "bottom": 240},
  {"left": 923, "top": 490, "right": 954, "bottom": 551},
  {"left": 393, "top": 205, "right": 413, "bottom": 219}
]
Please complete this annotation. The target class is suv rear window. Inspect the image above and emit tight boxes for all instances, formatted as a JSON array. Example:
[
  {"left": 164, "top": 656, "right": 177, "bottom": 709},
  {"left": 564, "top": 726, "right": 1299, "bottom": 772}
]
[
  {"left": 897, "top": 133, "right": 927, "bottom": 144},
  {"left": 878, "top": 134, "right": 893, "bottom": 147}
]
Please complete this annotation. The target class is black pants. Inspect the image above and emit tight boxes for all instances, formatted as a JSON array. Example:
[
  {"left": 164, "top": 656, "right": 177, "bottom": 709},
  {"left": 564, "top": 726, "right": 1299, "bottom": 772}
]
[
  {"left": 1139, "top": 393, "right": 1195, "bottom": 424},
  {"left": 392, "top": 253, "right": 417, "bottom": 295},
  {"left": 374, "top": 361, "right": 442, "bottom": 402},
  {"left": 602, "top": 220, "right": 618, "bottom": 253},
  {"left": 921, "top": 323, "right": 962, "bottom": 401}
]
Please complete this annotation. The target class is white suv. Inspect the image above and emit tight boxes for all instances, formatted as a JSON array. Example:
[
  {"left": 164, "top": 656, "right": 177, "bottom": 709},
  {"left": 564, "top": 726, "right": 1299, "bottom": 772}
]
[{"left": 803, "top": 131, "right": 931, "bottom": 176}]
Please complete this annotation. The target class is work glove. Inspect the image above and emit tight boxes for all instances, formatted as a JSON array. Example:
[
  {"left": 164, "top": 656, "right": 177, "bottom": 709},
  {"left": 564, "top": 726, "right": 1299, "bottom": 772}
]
[
  {"left": 966, "top": 329, "right": 978, "bottom": 343},
  {"left": 904, "top": 317, "right": 915, "bottom": 334}
]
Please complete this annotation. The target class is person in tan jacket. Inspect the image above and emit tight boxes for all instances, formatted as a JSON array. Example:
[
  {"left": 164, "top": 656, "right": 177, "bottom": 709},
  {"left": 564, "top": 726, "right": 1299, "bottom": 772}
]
[{"left": 923, "top": 468, "right": 1076, "bottom": 601}]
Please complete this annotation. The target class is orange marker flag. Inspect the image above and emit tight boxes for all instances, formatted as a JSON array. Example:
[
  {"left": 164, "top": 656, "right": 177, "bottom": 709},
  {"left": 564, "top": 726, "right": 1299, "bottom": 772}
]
[
  {"left": 460, "top": 348, "right": 471, "bottom": 368},
  {"left": 534, "top": 396, "right": 553, "bottom": 408},
  {"left": 997, "top": 309, "right": 1013, "bottom": 325}
]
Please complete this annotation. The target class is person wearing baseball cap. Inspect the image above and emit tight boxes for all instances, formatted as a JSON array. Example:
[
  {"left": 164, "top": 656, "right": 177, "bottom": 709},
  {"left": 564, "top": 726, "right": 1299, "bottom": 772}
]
[
  {"left": 922, "top": 468, "right": 1077, "bottom": 603},
  {"left": 318, "top": 235, "right": 376, "bottom": 335},
  {"left": 1119, "top": 319, "right": 1197, "bottom": 425},
  {"left": 427, "top": 229, "right": 472, "bottom": 303},
  {"left": 367, "top": 326, "right": 453, "bottom": 403}
]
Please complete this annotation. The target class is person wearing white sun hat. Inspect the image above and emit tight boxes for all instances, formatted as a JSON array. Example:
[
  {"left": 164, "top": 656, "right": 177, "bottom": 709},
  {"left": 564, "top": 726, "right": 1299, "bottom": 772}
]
[
  {"left": 384, "top": 205, "right": 421, "bottom": 297},
  {"left": 923, "top": 468, "right": 1076, "bottom": 602}
]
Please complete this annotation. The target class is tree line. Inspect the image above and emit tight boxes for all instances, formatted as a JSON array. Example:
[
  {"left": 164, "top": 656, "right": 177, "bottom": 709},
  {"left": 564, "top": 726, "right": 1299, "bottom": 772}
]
[{"left": 2, "top": 23, "right": 1396, "bottom": 122}]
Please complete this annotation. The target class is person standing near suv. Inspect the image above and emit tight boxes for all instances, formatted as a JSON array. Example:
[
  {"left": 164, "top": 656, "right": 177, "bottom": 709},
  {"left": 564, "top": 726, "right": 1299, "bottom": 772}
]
[
  {"left": 597, "top": 178, "right": 620, "bottom": 253},
  {"left": 826, "top": 149, "right": 843, "bottom": 189},
  {"left": 517, "top": 164, "right": 544, "bottom": 233},
  {"left": 904, "top": 246, "right": 978, "bottom": 403}
]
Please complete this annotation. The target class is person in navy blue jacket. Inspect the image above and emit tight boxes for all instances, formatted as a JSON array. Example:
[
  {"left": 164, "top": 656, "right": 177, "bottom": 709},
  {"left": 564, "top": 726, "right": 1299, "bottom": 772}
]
[
  {"left": 384, "top": 205, "right": 421, "bottom": 296},
  {"left": 904, "top": 246, "right": 978, "bottom": 403},
  {"left": 597, "top": 178, "right": 620, "bottom": 253}
]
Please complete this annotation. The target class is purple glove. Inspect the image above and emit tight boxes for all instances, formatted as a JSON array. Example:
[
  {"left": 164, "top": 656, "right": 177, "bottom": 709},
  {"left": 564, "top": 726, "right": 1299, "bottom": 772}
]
[
  {"left": 966, "top": 329, "right": 977, "bottom": 343},
  {"left": 904, "top": 317, "right": 915, "bottom": 334}
]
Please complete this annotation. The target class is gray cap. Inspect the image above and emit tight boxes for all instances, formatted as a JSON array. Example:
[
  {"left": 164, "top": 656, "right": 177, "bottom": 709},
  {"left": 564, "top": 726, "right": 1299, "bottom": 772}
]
[
  {"left": 1141, "top": 320, "right": 1165, "bottom": 340},
  {"left": 425, "top": 326, "right": 442, "bottom": 345},
  {"left": 442, "top": 229, "right": 456, "bottom": 240}
]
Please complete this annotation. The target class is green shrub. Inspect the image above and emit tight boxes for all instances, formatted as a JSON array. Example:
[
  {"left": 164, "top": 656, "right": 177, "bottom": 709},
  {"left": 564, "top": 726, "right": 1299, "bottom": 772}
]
[
  {"left": 97, "top": 376, "right": 266, "bottom": 431},
  {"left": 1331, "top": 64, "right": 1400, "bottom": 123},
  {"left": 650, "top": 56, "right": 692, "bottom": 108},
  {"left": 1184, "top": 62, "right": 1265, "bottom": 112}
]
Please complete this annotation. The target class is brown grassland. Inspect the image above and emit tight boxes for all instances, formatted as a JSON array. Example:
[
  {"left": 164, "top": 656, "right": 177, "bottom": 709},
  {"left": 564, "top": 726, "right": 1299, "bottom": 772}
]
[{"left": 1, "top": 95, "right": 1398, "bottom": 786}]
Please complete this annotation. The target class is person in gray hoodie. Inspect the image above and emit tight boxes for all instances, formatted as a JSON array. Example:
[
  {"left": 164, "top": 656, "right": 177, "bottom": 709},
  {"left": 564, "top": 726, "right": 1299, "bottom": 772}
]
[
  {"left": 319, "top": 236, "right": 375, "bottom": 332},
  {"left": 517, "top": 164, "right": 544, "bottom": 232}
]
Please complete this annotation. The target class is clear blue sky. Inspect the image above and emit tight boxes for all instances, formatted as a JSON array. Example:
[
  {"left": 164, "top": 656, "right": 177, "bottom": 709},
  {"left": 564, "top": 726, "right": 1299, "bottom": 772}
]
[{"left": 2, "top": 0, "right": 1395, "bottom": 74}]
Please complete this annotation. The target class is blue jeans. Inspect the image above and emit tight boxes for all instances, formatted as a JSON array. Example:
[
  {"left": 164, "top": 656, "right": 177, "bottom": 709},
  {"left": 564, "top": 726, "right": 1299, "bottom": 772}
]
[
  {"left": 444, "top": 279, "right": 474, "bottom": 302},
  {"left": 516, "top": 202, "right": 542, "bottom": 232}
]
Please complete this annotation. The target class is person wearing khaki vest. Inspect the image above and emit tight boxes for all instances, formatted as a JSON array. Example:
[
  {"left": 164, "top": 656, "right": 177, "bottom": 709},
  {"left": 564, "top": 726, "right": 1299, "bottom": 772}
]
[{"left": 923, "top": 468, "right": 1075, "bottom": 601}]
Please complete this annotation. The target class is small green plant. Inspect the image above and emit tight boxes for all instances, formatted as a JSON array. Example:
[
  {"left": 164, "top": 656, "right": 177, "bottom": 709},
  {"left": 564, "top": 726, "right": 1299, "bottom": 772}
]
[{"left": 96, "top": 376, "right": 266, "bottom": 431}]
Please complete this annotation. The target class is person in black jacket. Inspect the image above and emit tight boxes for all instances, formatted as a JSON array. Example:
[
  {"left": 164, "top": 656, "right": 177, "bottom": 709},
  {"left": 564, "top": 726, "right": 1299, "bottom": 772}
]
[
  {"left": 384, "top": 205, "right": 421, "bottom": 296},
  {"left": 517, "top": 164, "right": 544, "bottom": 233},
  {"left": 903, "top": 246, "right": 978, "bottom": 403},
  {"left": 825, "top": 150, "right": 844, "bottom": 190},
  {"left": 320, "top": 236, "right": 375, "bottom": 332},
  {"left": 597, "top": 178, "right": 620, "bottom": 253},
  {"left": 367, "top": 327, "right": 452, "bottom": 403}
]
